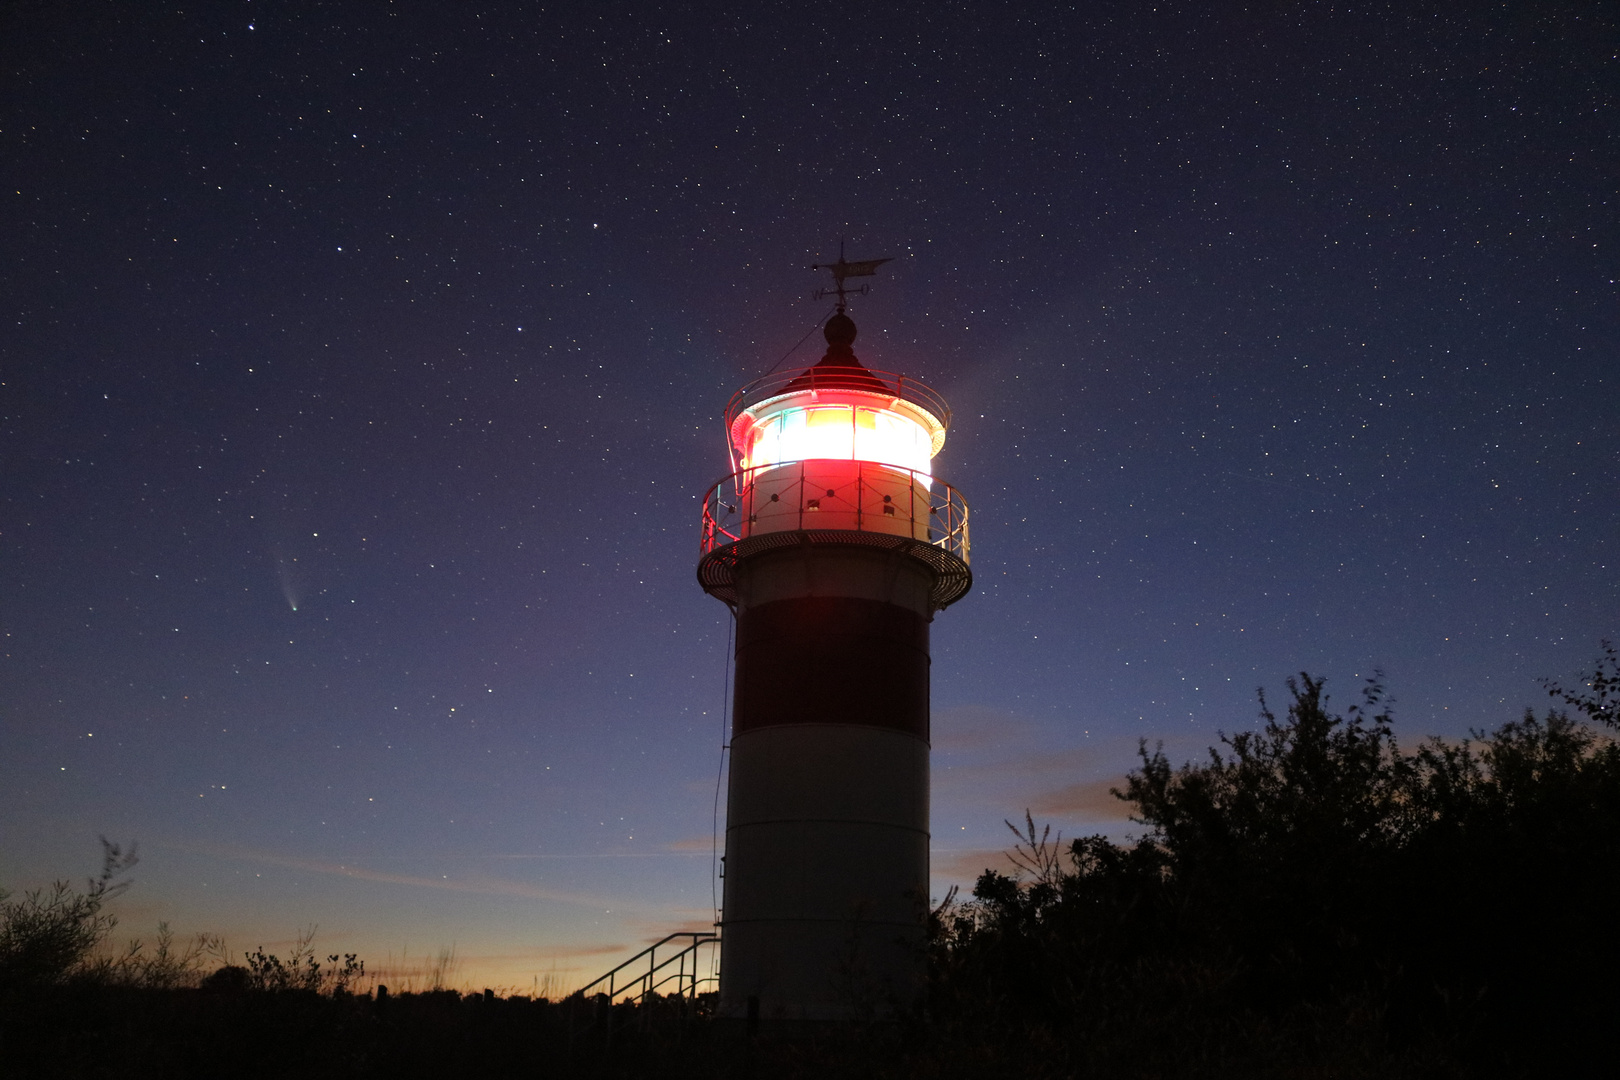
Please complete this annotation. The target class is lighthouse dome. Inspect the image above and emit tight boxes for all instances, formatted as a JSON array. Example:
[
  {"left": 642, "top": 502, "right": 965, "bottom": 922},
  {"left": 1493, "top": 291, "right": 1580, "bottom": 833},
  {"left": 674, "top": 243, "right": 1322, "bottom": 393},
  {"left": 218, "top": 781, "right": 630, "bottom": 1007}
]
[
  {"left": 823, "top": 310, "right": 857, "bottom": 349},
  {"left": 781, "top": 311, "right": 891, "bottom": 396}
]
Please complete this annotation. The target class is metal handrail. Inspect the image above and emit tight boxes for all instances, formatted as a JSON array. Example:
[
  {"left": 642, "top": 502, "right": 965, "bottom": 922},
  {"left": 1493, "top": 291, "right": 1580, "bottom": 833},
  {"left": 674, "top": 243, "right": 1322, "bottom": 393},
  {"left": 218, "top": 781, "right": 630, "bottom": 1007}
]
[
  {"left": 574, "top": 931, "right": 718, "bottom": 1007},
  {"left": 699, "top": 459, "right": 970, "bottom": 567}
]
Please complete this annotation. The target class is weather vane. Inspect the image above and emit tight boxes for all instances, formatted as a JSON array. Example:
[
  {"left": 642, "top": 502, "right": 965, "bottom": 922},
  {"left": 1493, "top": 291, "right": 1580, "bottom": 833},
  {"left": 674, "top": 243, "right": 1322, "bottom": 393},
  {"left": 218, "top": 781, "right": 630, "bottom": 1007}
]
[{"left": 810, "top": 241, "right": 892, "bottom": 311}]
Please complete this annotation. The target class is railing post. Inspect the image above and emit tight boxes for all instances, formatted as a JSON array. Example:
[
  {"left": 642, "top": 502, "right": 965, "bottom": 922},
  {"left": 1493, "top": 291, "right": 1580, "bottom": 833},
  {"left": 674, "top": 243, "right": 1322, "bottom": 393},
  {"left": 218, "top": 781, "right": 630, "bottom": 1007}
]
[
  {"left": 918, "top": 469, "right": 928, "bottom": 543},
  {"left": 856, "top": 462, "right": 864, "bottom": 531}
]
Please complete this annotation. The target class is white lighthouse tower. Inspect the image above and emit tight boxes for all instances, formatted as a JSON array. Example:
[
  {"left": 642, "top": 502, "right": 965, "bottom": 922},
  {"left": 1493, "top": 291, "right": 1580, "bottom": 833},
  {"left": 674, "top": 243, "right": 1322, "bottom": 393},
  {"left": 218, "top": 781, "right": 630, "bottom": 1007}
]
[{"left": 697, "top": 255, "right": 971, "bottom": 1022}]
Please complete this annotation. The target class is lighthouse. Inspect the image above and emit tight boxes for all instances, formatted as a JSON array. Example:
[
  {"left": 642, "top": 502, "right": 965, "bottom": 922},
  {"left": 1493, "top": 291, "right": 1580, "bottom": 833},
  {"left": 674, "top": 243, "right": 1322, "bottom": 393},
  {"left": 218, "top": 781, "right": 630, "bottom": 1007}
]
[{"left": 697, "top": 255, "right": 971, "bottom": 1022}]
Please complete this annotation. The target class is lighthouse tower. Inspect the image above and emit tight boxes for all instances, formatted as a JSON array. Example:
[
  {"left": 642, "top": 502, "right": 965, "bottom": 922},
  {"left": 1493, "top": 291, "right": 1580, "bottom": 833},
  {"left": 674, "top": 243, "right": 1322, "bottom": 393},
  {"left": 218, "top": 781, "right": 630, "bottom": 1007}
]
[{"left": 697, "top": 255, "right": 971, "bottom": 1022}]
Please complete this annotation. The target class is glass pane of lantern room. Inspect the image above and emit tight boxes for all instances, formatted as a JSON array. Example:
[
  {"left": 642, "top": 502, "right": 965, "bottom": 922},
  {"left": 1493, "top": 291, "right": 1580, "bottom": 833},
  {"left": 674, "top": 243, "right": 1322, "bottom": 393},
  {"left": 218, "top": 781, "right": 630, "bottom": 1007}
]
[
  {"left": 797, "top": 401, "right": 861, "bottom": 459},
  {"left": 856, "top": 408, "right": 931, "bottom": 474},
  {"left": 769, "top": 407, "right": 805, "bottom": 466},
  {"left": 745, "top": 413, "right": 782, "bottom": 471}
]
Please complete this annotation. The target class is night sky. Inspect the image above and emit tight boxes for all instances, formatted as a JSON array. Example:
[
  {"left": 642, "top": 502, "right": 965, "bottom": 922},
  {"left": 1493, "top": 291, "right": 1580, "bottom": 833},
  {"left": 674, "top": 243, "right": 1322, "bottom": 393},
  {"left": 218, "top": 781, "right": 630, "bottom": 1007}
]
[{"left": 4, "top": 2, "right": 1614, "bottom": 991}]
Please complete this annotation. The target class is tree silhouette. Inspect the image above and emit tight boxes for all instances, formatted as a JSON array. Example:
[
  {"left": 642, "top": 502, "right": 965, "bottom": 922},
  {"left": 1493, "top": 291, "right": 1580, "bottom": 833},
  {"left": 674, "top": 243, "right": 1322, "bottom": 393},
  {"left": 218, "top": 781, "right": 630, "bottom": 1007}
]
[{"left": 931, "top": 657, "right": 1620, "bottom": 1075}]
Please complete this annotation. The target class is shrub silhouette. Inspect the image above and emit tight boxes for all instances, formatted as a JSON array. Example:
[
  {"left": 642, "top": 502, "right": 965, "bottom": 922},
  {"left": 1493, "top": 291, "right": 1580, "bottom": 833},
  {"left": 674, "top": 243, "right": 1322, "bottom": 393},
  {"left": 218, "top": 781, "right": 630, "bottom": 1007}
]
[
  {"left": 0, "top": 838, "right": 137, "bottom": 993},
  {"left": 929, "top": 662, "right": 1620, "bottom": 1076},
  {"left": 241, "top": 928, "right": 365, "bottom": 995}
]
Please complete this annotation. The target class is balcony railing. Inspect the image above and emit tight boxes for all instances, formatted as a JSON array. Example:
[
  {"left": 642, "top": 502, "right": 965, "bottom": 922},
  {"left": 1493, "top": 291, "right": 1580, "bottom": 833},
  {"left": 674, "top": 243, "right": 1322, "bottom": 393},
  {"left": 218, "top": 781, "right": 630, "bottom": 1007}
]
[{"left": 698, "top": 459, "right": 971, "bottom": 610}]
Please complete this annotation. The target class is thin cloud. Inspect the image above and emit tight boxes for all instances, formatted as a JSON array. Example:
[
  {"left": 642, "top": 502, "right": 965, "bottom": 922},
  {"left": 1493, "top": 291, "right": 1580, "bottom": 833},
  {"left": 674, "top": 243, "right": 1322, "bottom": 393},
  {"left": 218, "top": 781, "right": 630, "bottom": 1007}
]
[
  {"left": 152, "top": 840, "right": 660, "bottom": 913},
  {"left": 484, "top": 851, "right": 707, "bottom": 860},
  {"left": 515, "top": 943, "right": 627, "bottom": 961},
  {"left": 1029, "top": 777, "right": 1134, "bottom": 820},
  {"left": 933, "top": 731, "right": 1215, "bottom": 810},
  {"left": 665, "top": 836, "right": 717, "bottom": 853},
  {"left": 931, "top": 847, "right": 1022, "bottom": 885},
  {"left": 621, "top": 915, "right": 721, "bottom": 942},
  {"left": 932, "top": 704, "right": 1038, "bottom": 750}
]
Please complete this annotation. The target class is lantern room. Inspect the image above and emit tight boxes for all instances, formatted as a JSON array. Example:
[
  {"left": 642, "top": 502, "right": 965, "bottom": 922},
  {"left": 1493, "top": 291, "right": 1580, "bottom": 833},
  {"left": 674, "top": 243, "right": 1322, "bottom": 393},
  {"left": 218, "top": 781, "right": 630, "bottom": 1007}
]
[
  {"left": 698, "top": 303, "right": 971, "bottom": 611},
  {"left": 729, "top": 309, "right": 946, "bottom": 481},
  {"left": 738, "top": 395, "right": 939, "bottom": 480}
]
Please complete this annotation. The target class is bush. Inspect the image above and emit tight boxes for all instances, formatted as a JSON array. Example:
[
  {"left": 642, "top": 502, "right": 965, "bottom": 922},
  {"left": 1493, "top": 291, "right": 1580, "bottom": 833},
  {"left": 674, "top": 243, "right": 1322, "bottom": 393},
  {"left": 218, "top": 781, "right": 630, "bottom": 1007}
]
[
  {"left": 0, "top": 839, "right": 137, "bottom": 993},
  {"left": 241, "top": 928, "right": 365, "bottom": 995},
  {"left": 929, "top": 657, "right": 1620, "bottom": 1076}
]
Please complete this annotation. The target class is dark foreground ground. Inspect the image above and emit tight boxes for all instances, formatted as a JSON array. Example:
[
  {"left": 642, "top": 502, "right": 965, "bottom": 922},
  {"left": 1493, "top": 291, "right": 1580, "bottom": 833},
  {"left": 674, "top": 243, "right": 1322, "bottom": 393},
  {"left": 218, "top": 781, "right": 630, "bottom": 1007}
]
[{"left": 1, "top": 976, "right": 1606, "bottom": 1080}]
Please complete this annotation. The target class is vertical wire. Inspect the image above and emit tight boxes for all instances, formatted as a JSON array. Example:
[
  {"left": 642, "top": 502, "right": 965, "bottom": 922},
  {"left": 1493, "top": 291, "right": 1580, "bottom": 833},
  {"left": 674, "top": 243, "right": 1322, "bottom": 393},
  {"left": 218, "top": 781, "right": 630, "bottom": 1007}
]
[{"left": 711, "top": 609, "right": 735, "bottom": 934}]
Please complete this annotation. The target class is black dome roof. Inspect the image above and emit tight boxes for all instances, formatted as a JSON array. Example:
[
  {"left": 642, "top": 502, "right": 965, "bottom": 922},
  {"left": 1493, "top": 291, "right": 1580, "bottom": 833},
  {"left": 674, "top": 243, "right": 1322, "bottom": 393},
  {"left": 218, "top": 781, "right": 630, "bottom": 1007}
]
[{"left": 782, "top": 311, "right": 893, "bottom": 395}]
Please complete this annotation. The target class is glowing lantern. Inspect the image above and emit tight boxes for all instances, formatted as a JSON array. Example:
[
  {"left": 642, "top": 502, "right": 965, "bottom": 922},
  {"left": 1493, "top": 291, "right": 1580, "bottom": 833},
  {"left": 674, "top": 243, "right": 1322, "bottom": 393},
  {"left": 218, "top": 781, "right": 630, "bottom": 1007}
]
[{"left": 706, "top": 308, "right": 961, "bottom": 551}]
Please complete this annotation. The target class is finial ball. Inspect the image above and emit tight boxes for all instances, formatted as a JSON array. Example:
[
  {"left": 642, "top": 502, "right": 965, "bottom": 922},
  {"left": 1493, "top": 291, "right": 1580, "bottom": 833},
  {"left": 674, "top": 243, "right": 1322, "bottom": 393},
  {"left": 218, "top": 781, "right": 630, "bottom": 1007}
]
[{"left": 823, "top": 311, "right": 857, "bottom": 348}]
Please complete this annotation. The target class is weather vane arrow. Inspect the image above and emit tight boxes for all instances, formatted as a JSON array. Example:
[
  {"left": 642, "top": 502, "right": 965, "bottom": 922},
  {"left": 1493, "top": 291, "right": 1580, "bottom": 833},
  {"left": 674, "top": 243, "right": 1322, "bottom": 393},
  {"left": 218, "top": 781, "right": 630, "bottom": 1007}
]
[{"left": 811, "top": 242, "right": 893, "bottom": 310}]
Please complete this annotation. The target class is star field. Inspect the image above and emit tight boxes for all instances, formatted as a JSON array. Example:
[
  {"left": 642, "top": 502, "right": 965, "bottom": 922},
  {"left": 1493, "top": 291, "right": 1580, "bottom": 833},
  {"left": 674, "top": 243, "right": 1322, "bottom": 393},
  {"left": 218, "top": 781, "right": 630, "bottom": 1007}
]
[{"left": 3, "top": 1, "right": 1614, "bottom": 988}]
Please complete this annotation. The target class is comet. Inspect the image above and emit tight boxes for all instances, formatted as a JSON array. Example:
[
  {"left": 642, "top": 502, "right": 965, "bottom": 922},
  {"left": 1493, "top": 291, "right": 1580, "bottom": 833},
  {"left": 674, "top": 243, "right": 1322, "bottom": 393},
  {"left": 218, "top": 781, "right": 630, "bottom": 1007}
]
[{"left": 272, "top": 548, "right": 302, "bottom": 612}]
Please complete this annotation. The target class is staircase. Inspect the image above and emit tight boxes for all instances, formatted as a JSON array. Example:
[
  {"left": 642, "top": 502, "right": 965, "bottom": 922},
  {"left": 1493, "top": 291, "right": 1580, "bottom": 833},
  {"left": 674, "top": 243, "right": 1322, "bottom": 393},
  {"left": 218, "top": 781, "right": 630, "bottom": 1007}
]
[{"left": 574, "top": 930, "right": 718, "bottom": 1008}]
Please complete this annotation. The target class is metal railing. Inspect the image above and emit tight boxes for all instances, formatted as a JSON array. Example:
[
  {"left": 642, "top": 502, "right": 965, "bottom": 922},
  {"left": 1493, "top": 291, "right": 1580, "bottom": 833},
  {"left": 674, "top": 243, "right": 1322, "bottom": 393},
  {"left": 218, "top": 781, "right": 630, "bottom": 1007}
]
[
  {"left": 700, "top": 460, "right": 970, "bottom": 566},
  {"left": 573, "top": 931, "right": 718, "bottom": 1008}
]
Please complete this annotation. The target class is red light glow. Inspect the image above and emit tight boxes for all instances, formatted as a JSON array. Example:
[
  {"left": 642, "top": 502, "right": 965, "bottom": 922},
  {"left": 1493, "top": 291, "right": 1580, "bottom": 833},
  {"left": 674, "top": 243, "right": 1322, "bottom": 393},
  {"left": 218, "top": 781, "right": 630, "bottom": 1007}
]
[{"left": 743, "top": 404, "right": 933, "bottom": 476}]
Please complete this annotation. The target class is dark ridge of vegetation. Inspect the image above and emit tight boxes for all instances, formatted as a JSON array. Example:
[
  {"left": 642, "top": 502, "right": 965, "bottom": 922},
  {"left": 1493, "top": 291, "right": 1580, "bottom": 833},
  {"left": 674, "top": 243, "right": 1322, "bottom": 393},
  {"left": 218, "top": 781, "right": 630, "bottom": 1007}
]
[
  {"left": 926, "top": 661, "right": 1620, "bottom": 1078},
  {"left": 4, "top": 644, "right": 1618, "bottom": 1078}
]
